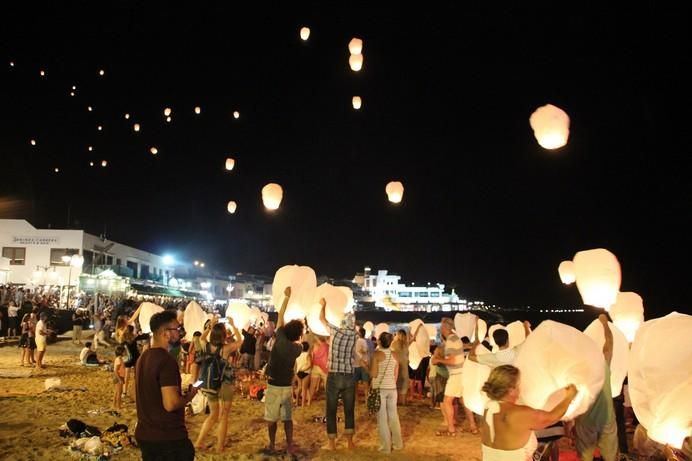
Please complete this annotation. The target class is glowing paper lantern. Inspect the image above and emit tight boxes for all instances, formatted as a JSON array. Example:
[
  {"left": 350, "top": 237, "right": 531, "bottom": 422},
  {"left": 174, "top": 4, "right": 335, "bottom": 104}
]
[
  {"left": 124, "top": 113, "right": 130, "bottom": 119},
  {"left": 425, "top": 324, "right": 438, "bottom": 342},
  {"left": 262, "top": 183, "right": 283, "bottom": 210},
  {"left": 40, "top": 70, "right": 45, "bottom": 76},
  {"left": 349, "top": 54, "right": 363, "bottom": 71},
  {"left": 352, "top": 96, "right": 362, "bottom": 109},
  {"left": 166, "top": 116, "right": 172, "bottom": 122},
  {"left": 183, "top": 301, "right": 207, "bottom": 341},
  {"left": 101, "top": 160, "right": 107, "bottom": 167},
  {"left": 306, "top": 302, "right": 330, "bottom": 337},
  {"left": 88, "top": 106, "right": 93, "bottom": 112},
  {"left": 164, "top": 107, "right": 172, "bottom": 117},
  {"left": 529, "top": 104, "right": 570, "bottom": 149},
  {"left": 574, "top": 248, "right": 621, "bottom": 309},
  {"left": 609, "top": 292, "right": 645, "bottom": 343},
  {"left": 514, "top": 320, "right": 605, "bottom": 420},
  {"left": 54, "top": 168, "right": 59, "bottom": 173},
  {"left": 194, "top": 106, "right": 201, "bottom": 114},
  {"left": 88, "top": 146, "right": 93, "bottom": 152},
  {"left": 272, "top": 265, "right": 317, "bottom": 323},
  {"left": 99, "top": 69, "right": 105, "bottom": 76},
  {"left": 300, "top": 27, "right": 310, "bottom": 41},
  {"left": 409, "top": 319, "right": 430, "bottom": 358},
  {"left": 506, "top": 320, "right": 527, "bottom": 348},
  {"left": 348, "top": 37, "right": 363, "bottom": 55},
  {"left": 629, "top": 312, "right": 692, "bottom": 448},
  {"left": 385, "top": 181, "right": 404, "bottom": 204},
  {"left": 30, "top": 139, "right": 36, "bottom": 146},
  {"left": 89, "top": 162, "right": 94, "bottom": 167},
  {"left": 133, "top": 123, "right": 140, "bottom": 132},
  {"left": 454, "top": 313, "right": 478, "bottom": 341},
  {"left": 70, "top": 91, "right": 75, "bottom": 96},
  {"left": 462, "top": 359, "right": 492, "bottom": 415},
  {"left": 374, "top": 323, "right": 389, "bottom": 338},
  {"left": 477, "top": 318, "right": 488, "bottom": 342},
  {"left": 409, "top": 343, "right": 422, "bottom": 370},
  {"left": 227, "top": 201, "right": 237, "bottom": 214},
  {"left": 558, "top": 260, "right": 576, "bottom": 285},
  {"left": 97, "top": 125, "right": 103, "bottom": 131},
  {"left": 363, "top": 321, "right": 374, "bottom": 338},
  {"left": 225, "top": 158, "right": 235, "bottom": 171},
  {"left": 583, "top": 319, "right": 629, "bottom": 397},
  {"left": 150, "top": 147, "right": 158, "bottom": 155},
  {"left": 226, "top": 302, "right": 252, "bottom": 330},
  {"left": 337, "top": 286, "right": 355, "bottom": 312},
  {"left": 233, "top": 111, "right": 240, "bottom": 119},
  {"left": 316, "top": 283, "right": 349, "bottom": 326},
  {"left": 139, "top": 302, "right": 164, "bottom": 334}
]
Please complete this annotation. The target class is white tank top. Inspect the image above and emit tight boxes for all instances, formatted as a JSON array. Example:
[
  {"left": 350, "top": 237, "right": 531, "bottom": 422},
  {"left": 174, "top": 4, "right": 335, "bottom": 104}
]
[{"left": 375, "top": 349, "right": 397, "bottom": 390}]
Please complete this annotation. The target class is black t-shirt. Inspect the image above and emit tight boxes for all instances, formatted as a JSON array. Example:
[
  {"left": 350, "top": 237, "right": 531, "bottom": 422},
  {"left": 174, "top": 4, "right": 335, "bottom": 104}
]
[
  {"left": 264, "top": 327, "right": 301, "bottom": 387},
  {"left": 240, "top": 330, "right": 256, "bottom": 355}
]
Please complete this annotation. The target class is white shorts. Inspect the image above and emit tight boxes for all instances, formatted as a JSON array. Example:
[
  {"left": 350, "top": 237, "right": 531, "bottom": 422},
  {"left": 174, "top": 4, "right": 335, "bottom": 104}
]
[
  {"left": 444, "top": 373, "right": 463, "bottom": 398},
  {"left": 35, "top": 337, "right": 47, "bottom": 352}
]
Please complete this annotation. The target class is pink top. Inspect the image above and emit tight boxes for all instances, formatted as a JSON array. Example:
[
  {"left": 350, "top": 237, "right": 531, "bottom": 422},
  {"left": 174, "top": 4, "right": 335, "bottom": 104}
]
[{"left": 312, "top": 341, "right": 329, "bottom": 374}]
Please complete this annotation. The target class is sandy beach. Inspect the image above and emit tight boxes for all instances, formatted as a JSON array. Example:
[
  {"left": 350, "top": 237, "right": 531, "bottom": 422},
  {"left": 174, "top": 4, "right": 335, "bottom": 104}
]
[{"left": 0, "top": 337, "right": 482, "bottom": 461}]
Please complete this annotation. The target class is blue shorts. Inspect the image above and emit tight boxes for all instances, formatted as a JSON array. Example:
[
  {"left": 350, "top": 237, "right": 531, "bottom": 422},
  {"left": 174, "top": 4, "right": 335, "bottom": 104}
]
[
  {"left": 353, "top": 367, "right": 370, "bottom": 382},
  {"left": 263, "top": 384, "right": 293, "bottom": 422}
]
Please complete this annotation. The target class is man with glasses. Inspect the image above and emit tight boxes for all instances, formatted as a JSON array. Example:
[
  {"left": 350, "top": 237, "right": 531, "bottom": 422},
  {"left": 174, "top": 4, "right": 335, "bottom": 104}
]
[{"left": 135, "top": 310, "right": 197, "bottom": 460}]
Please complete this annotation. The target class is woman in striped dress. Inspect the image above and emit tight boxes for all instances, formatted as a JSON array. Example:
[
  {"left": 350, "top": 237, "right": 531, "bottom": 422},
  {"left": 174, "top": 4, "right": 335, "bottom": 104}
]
[{"left": 370, "top": 332, "right": 403, "bottom": 453}]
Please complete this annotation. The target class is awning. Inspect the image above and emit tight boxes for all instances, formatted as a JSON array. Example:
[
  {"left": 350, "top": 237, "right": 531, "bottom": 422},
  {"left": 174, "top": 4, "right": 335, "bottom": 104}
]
[{"left": 130, "top": 282, "right": 201, "bottom": 298}]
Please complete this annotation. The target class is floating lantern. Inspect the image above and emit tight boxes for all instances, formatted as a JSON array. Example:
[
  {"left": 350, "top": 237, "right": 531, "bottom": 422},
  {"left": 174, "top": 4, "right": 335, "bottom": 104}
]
[
  {"left": 574, "top": 248, "right": 621, "bottom": 309},
  {"left": 225, "top": 158, "right": 235, "bottom": 171},
  {"left": 183, "top": 301, "right": 207, "bottom": 341},
  {"left": 10, "top": 61, "right": 14, "bottom": 67},
  {"left": 150, "top": 147, "right": 158, "bottom": 155},
  {"left": 194, "top": 106, "right": 201, "bottom": 114},
  {"left": 300, "top": 27, "right": 310, "bottom": 41},
  {"left": 166, "top": 116, "right": 172, "bottom": 122},
  {"left": 227, "top": 201, "right": 237, "bottom": 214},
  {"left": 233, "top": 111, "right": 240, "bottom": 119},
  {"left": 72, "top": 85, "right": 76, "bottom": 90},
  {"left": 88, "top": 146, "right": 93, "bottom": 152},
  {"left": 139, "top": 302, "right": 164, "bottom": 334},
  {"left": 609, "top": 292, "right": 645, "bottom": 343},
  {"left": 352, "top": 96, "right": 362, "bottom": 109},
  {"left": 54, "top": 168, "right": 59, "bottom": 173},
  {"left": 558, "top": 260, "right": 576, "bottom": 284},
  {"left": 164, "top": 107, "right": 172, "bottom": 117},
  {"left": 477, "top": 318, "right": 488, "bottom": 342},
  {"left": 348, "top": 37, "right": 363, "bottom": 55},
  {"left": 408, "top": 318, "right": 430, "bottom": 358},
  {"left": 349, "top": 54, "right": 363, "bottom": 71},
  {"left": 97, "top": 125, "right": 103, "bottom": 131},
  {"left": 529, "top": 104, "right": 570, "bottom": 150},
  {"left": 226, "top": 302, "right": 252, "bottom": 330},
  {"left": 313, "top": 283, "right": 349, "bottom": 327},
  {"left": 70, "top": 91, "right": 75, "bottom": 96},
  {"left": 272, "top": 264, "right": 317, "bottom": 324},
  {"left": 262, "top": 183, "right": 283, "bottom": 210},
  {"left": 506, "top": 320, "right": 528, "bottom": 348},
  {"left": 363, "top": 321, "right": 374, "bottom": 338},
  {"left": 338, "top": 286, "right": 355, "bottom": 312},
  {"left": 101, "top": 160, "right": 107, "bottom": 167},
  {"left": 98, "top": 69, "right": 105, "bottom": 76},
  {"left": 133, "top": 123, "right": 140, "bottom": 132},
  {"left": 124, "top": 113, "right": 130, "bottom": 120},
  {"left": 30, "top": 139, "right": 36, "bottom": 146},
  {"left": 40, "top": 70, "right": 45, "bottom": 77},
  {"left": 375, "top": 323, "right": 389, "bottom": 338},
  {"left": 629, "top": 312, "right": 692, "bottom": 448},
  {"left": 89, "top": 162, "right": 94, "bottom": 167},
  {"left": 88, "top": 106, "right": 93, "bottom": 112},
  {"left": 515, "top": 320, "right": 605, "bottom": 420},
  {"left": 409, "top": 342, "right": 423, "bottom": 370},
  {"left": 385, "top": 181, "right": 404, "bottom": 203},
  {"left": 583, "top": 319, "right": 629, "bottom": 397},
  {"left": 462, "top": 359, "right": 492, "bottom": 415}
]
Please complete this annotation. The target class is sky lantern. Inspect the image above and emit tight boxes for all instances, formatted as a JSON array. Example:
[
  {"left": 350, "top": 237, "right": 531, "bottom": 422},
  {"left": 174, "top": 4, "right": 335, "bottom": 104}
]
[
  {"left": 72, "top": 85, "right": 76, "bottom": 90},
  {"left": 348, "top": 37, "right": 363, "bottom": 55},
  {"left": 150, "top": 147, "right": 158, "bottom": 155},
  {"left": 164, "top": 107, "right": 172, "bottom": 117},
  {"left": 337, "top": 286, "right": 355, "bottom": 312},
  {"left": 385, "top": 181, "right": 404, "bottom": 203},
  {"left": 40, "top": 70, "right": 45, "bottom": 76},
  {"left": 139, "top": 302, "right": 164, "bottom": 334},
  {"left": 101, "top": 160, "right": 107, "bottom": 167},
  {"left": 88, "top": 146, "right": 93, "bottom": 152},
  {"left": 574, "top": 248, "right": 621, "bottom": 309},
  {"left": 352, "top": 96, "right": 362, "bottom": 109},
  {"left": 194, "top": 106, "right": 201, "bottom": 114},
  {"left": 226, "top": 302, "right": 252, "bottom": 330},
  {"left": 363, "top": 321, "right": 374, "bottom": 338},
  {"left": 477, "top": 318, "right": 488, "bottom": 342},
  {"left": 300, "top": 27, "right": 310, "bottom": 41},
  {"left": 462, "top": 358, "right": 492, "bottom": 415},
  {"left": 629, "top": 312, "right": 692, "bottom": 448},
  {"left": 609, "top": 292, "right": 645, "bottom": 343},
  {"left": 558, "top": 260, "right": 576, "bottom": 284},
  {"left": 515, "top": 320, "right": 606, "bottom": 420},
  {"left": 124, "top": 113, "right": 130, "bottom": 119},
  {"left": 349, "top": 53, "right": 363, "bottom": 71},
  {"left": 262, "top": 183, "right": 283, "bottom": 210},
  {"left": 89, "top": 162, "right": 94, "bottom": 167},
  {"left": 374, "top": 323, "right": 389, "bottom": 338},
  {"left": 97, "top": 125, "right": 103, "bottom": 131},
  {"left": 133, "top": 123, "right": 140, "bottom": 132},
  {"left": 454, "top": 312, "right": 478, "bottom": 341},
  {"left": 409, "top": 343, "right": 423, "bottom": 370},
  {"left": 529, "top": 103, "right": 570, "bottom": 150},
  {"left": 30, "top": 139, "right": 36, "bottom": 146},
  {"left": 227, "top": 200, "right": 237, "bottom": 214},
  {"left": 272, "top": 264, "right": 317, "bottom": 323},
  {"left": 166, "top": 116, "right": 172, "bottom": 122},
  {"left": 233, "top": 111, "right": 240, "bottom": 119},
  {"left": 583, "top": 319, "right": 629, "bottom": 397},
  {"left": 409, "top": 318, "right": 430, "bottom": 358},
  {"left": 70, "top": 91, "right": 75, "bottom": 96},
  {"left": 314, "top": 283, "right": 349, "bottom": 326},
  {"left": 225, "top": 158, "right": 235, "bottom": 171},
  {"left": 98, "top": 69, "right": 105, "bottom": 76},
  {"left": 10, "top": 61, "right": 14, "bottom": 67},
  {"left": 54, "top": 168, "right": 59, "bottom": 173},
  {"left": 183, "top": 301, "right": 207, "bottom": 341}
]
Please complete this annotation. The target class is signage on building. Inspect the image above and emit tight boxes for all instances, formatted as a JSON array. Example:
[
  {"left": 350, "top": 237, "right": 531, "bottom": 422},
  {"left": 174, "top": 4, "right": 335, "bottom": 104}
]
[{"left": 12, "top": 236, "right": 60, "bottom": 245}]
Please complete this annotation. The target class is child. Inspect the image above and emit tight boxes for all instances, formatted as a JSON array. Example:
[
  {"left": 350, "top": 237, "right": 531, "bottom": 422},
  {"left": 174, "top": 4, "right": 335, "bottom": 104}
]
[{"left": 113, "top": 345, "right": 126, "bottom": 409}]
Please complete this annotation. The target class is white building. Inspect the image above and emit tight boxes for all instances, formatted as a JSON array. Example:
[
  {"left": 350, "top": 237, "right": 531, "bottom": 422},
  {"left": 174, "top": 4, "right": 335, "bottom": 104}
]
[{"left": 0, "top": 219, "right": 175, "bottom": 289}]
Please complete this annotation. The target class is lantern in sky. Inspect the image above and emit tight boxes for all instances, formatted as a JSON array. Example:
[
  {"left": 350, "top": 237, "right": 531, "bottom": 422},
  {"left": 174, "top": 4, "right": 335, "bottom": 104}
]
[
  {"left": 352, "top": 96, "right": 362, "bottom": 109},
  {"left": 262, "top": 183, "right": 283, "bottom": 210},
  {"left": 348, "top": 37, "right": 363, "bottom": 55},
  {"left": 314, "top": 283, "right": 349, "bottom": 327},
  {"left": 454, "top": 313, "right": 478, "bottom": 341},
  {"left": 166, "top": 116, "right": 172, "bottom": 122},
  {"left": 88, "top": 146, "right": 93, "bottom": 152},
  {"left": 374, "top": 323, "right": 389, "bottom": 338},
  {"left": 72, "top": 85, "right": 76, "bottom": 90},
  {"left": 609, "top": 292, "right": 645, "bottom": 343},
  {"left": 226, "top": 302, "right": 252, "bottom": 330},
  {"left": 70, "top": 91, "right": 75, "bottom": 96},
  {"left": 124, "top": 113, "right": 130, "bottom": 120},
  {"left": 529, "top": 104, "right": 570, "bottom": 150},
  {"left": 558, "top": 260, "right": 576, "bottom": 284},
  {"left": 10, "top": 61, "right": 14, "bottom": 67},
  {"left": 300, "top": 27, "right": 310, "bottom": 41},
  {"left": 97, "top": 125, "right": 103, "bottom": 131},
  {"left": 227, "top": 201, "right": 237, "bottom": 214},
  {"left": 133, "top": 123, "right": 140, "bottom": 132},
  {"left": 233, "top": 111, "right": 240, "bottom": 119},
  {"left": 583, "top": 319, "right": 629, "bottom": 397},
  {"left": 40, "top": 70, "right": 45, "bottom": 76},
  {"left": 515, "top": 320, "right": 606, "bottom": 420},
  {"left": 574, "top": 248, "right": 621, "bottom": 309},
  {"left": 628, "top": 312, "right": 692, "bottom": 448},
  {"left": 183, "top": 301, "right": 207, "bottom": 341},
  {"left": 101, "top": 160, "right": 107, "bottom": 167},
  {"left": 225, "top": 158, "right": 235, "bottom": 171},
  {"left": 30, "top": 139, "right": 36, "bottom": 146},
  {"left": 98, "top": 69, "right": 105, "bottom": 76},
  {"left": 349, "top": 54, "right": 363, "bottom": 71},
  {"left": 150, "top": 147, "right": 158, "bottom": 155},
  {"left": 139, "top": 302, "right": 164, "bottom": 334},
  {"left": 194, "top": 106, "right": 201, "bottom": 114},
  {"left": 385, "top": 181, "right": 404, "bottom": 204},
  {"left": 164, "top": 107, "right": 172, "bottom": 117},
  {"left": 272, "top": 264, "right": 317, "bottom": 323},
  {"left": 89, "top": 162, "right": 94, "bottom": 167},
  {"left": 54, "top": 168, "right": 59, "bottom": 173}
]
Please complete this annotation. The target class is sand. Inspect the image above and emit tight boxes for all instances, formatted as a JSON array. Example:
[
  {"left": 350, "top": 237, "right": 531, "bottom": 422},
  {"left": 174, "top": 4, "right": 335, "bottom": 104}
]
[{"left": 0, "top": 338, "right": 482, "bottom": 461}]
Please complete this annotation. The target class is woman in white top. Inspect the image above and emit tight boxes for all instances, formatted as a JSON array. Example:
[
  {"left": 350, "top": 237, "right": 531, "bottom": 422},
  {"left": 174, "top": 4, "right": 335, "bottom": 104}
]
[
  {"left": 370, "top": 331, "right": 403, "bottom": 453},
  {"left": 480, "top": 365, "right": 577, "bottom": 461}
]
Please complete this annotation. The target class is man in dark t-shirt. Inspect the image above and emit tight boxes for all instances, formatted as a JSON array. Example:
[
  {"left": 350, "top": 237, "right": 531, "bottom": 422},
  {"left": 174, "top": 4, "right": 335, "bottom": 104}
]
[
  {"left": 240, "top": 326, "right": 257, "bottom": 369},
  {"left": 263, "top": 287, "right": 303, "bottom": 455},
  {"left": 135, "top": 310, "right": 197, "bottom": 461}
]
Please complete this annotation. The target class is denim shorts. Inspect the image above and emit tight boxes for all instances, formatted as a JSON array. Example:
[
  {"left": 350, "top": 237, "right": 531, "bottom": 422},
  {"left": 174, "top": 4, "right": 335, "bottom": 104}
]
[
  {"left": 353, "top": 367, "right": 370, "bottom": 382},
  {"left": 263, "top": 384, "right": 293, "bottom": 422}
]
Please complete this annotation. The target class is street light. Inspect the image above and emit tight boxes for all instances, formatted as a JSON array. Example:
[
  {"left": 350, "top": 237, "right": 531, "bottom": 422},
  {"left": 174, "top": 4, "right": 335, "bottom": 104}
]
[{"left": 62, "top": 254, "right": 84, "bottom": 308}]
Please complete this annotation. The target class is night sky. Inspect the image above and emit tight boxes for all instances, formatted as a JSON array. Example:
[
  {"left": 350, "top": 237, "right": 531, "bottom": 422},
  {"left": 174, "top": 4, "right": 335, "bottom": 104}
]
[{"left": 2, "top": 5, "right": 690, "bottom": 316}]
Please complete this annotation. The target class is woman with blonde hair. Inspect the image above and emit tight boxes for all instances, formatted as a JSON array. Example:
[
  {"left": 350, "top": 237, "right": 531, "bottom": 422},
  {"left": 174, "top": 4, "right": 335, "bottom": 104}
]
[
  {"left": 370, "top": 331, "right": 403, "bottom": 453},
  {"left": 480, "top": 365, "right": 577, "bottom": 461}
]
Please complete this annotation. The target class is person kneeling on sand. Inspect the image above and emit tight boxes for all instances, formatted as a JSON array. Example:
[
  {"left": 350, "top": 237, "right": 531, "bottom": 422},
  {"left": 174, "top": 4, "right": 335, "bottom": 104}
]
[{"left": 80, "top": 341, "right": 106, "bottom": 365}]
